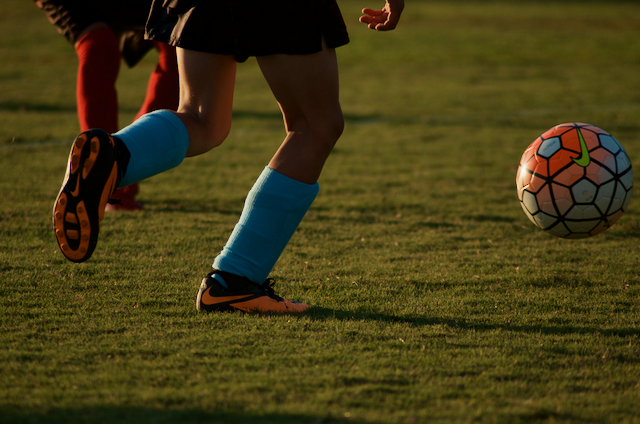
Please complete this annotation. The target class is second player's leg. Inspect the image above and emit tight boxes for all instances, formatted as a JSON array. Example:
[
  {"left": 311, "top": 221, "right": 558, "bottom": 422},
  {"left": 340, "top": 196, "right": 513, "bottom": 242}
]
[
  {"left": 135, "top": 42, "right": 180, "bottom": 120},
  {"left": 74, "top": 23, "right": 120, "bottom": 133}
]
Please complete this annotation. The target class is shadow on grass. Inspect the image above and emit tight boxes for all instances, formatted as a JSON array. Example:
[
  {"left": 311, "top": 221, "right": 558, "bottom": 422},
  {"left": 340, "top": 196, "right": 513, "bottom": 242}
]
[
  {"left": 0, "top": 407, "right": 365, "bottom": 424},
  {"left": 306, "top": 307, "right": 640, "bottom": 339}
]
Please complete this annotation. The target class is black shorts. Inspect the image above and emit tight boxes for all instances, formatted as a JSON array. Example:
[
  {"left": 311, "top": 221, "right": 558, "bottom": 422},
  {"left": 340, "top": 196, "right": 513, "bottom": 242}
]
[
  {"left": 34, "top": 0, "right": 152, "bottom": 45},
  {"left": 145, "top": 0, "right": 350, "bottom": 62}
]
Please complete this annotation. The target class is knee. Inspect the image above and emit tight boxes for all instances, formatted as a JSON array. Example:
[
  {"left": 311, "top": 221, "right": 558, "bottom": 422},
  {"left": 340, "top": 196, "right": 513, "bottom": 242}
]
[
  {"left": 327, "top": 112, "right": 345, "bottom": 143},
  {"left": 198, "top": 118, "right": 231, "bottom": 151},
  {"left": 307, "top": 110, "right": 344, "bottom": 154},
  {"left": 178, "top": 109, "right": 231, "bottom": 156}
]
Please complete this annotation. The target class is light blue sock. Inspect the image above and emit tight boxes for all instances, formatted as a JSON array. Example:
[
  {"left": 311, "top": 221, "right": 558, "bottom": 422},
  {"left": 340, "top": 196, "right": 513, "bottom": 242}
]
[
  {"left": 114, "top": 110, "right": 189, "bottom": 187},
  {"left": 213, "top": 167, "right": 319, "bottom": 283}
]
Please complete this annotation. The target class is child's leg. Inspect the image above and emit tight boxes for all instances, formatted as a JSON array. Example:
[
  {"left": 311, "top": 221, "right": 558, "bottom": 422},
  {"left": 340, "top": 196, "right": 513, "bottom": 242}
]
[
  {"left": 212, "top": 45, "right": 343, "bottom": 285},
  {"left": 134, "top": 42, "right": 180, "bottom": 120},
  {"left": 212, "top": 166, "right": 320, "bottom": 283},
  {"left": 54, "top": 50, "right": 237, "bottom": 262},
  {"left": 74, "top": 26, "right": 120, "bottom": 133},
  {"left": 174, "top": 49, "right": 237, "bottom": 157},
  {"left": 114, "top": 49, "right": 237, "bottom": 186},
  {"left": 75, "top": 26, "right": 146, "bottom": 211},
  {"left": 110, "top": 42, "right": 180, "bottom": 211},
  {"left": 258, "top": 44, "right": 344, "bottom": 184}
]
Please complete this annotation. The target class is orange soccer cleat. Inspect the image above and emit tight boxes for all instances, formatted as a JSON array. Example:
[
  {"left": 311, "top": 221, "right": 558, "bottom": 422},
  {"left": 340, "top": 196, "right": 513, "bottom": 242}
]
[{"left": 196, "top": 270, "right": 310, "bottom": 313}]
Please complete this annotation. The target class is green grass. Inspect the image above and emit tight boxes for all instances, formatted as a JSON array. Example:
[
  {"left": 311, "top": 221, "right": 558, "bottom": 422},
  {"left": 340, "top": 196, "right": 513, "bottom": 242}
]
[{"left": 2, "top": 0, "right": 640, "bottom": 423}]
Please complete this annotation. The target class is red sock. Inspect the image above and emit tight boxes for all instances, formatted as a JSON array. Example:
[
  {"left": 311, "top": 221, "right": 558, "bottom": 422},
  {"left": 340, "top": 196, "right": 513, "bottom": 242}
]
[
  {"left": 135, "top": 41, "right": 179, "bottom": 120},
  {"left": 75, "top": 27, "right": 121, "bottom": 133}
]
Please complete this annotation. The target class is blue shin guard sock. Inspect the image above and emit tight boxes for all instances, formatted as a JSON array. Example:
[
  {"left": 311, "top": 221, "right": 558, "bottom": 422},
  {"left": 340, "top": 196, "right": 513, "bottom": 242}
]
[
  {"left": 114, "top": 110, "right": 189, "bottom": 187},
  {"left": 213, "top": 167, "right": 320, "bottom": 284}
]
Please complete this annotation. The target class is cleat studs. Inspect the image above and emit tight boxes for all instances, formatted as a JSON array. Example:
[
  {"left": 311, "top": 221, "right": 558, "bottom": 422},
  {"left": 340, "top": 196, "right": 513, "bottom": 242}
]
[
  {"left": 91, "top": 140, "right": 99, "bottom": 152},
  {"left": 61, "top": 244, "right": 69, "bottom": 251},
  {"left": 80, "top": 247, "right": 87, "bottom": 253},
  {"left": 56, "top": 229, "right": 64, "bottom": 238},
  {"left": 59, "top": 198, "right": 66, "bottom": 206},
  {"left": 77, "top": 206, "right": 84, "bottom": 213},
  {"left": 81, "top": 234, "right": 89, "bottom": 241},
  {"left": 81, "top": 220, "right": 88, "bottom": 227},
  {"left": 55, "top": 212, "right": 63, "bottom": 220}
]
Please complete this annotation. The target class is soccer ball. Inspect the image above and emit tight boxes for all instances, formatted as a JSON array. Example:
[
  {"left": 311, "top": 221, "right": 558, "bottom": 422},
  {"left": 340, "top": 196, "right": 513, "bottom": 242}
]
[{"left": 516, "top": 123, "right": 633, "bottom": 238}]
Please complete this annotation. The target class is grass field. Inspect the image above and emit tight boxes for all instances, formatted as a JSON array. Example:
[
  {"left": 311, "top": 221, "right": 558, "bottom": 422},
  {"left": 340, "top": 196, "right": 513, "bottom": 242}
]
[{"left": 1, "top": 0, "right": 640, "bottom": 423}]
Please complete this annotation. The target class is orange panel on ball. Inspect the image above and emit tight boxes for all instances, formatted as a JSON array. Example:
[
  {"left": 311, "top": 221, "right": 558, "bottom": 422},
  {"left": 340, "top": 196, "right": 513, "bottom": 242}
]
[
  {"left": 533, "top": 160, "right": 549, "bottom": 178},
  {"left": 540, "top": 123, "right": 572, "bottom": 139},
  {"left": 550, "top": 152, "right": 583, "bottom": 180},
  {"left": 528, "top": 173, "right": 547, "bottom": 194},
  {"left": 516, "top": 123, "right": 631, "bottom": 239},
  {"left": 520, "top": 147, "right": 536, "bottom": 167},
  {"left": 561, "top": 129, "right": 580, "bottom": 153}
]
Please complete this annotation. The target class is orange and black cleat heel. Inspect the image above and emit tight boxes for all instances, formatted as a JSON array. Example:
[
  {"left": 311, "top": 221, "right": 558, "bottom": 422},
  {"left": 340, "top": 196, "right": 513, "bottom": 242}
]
[
  {"left": 53, "top": 129, "right": 121, "bottom": 263},
  {"left": 196, "top": 270, "right": 310, "bottom": 313}
]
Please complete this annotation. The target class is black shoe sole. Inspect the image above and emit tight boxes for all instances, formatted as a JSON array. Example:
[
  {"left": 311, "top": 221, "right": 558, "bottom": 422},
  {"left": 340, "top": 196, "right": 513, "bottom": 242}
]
[{"left": 53, "top": 130, "right": 119, "bottom": 263}]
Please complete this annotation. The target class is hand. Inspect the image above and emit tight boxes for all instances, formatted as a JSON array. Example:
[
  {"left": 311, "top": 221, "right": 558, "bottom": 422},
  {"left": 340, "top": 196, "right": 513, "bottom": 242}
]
[{"left": 359, "top": 0, "right": 404, "bottom": 31}]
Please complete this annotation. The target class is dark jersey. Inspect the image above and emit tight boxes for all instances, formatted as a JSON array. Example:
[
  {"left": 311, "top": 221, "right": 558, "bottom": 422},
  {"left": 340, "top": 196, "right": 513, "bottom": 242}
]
[{"left": 145, "top": 0, "right": 349, "bottom": 62}]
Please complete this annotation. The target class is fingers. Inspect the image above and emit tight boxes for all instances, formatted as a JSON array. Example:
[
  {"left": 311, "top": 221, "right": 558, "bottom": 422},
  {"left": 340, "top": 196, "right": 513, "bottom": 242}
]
[
  {"left": 361, "top": 7, "right": 384, "bottom": 17},
  {"left": 374, "top": 10, "right": 400, "bottom": 31},
  {"left": 359, "top": 8, "right": 387, "bottom": 30},
  {"left": 359, "top": 0, "right": 404, "bottom": 31}
]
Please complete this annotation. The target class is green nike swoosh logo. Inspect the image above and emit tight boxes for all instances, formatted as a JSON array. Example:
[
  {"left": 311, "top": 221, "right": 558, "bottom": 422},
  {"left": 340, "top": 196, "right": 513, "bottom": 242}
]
[{"left": 571, "top": 127, "right": 591, "bottom": 167}]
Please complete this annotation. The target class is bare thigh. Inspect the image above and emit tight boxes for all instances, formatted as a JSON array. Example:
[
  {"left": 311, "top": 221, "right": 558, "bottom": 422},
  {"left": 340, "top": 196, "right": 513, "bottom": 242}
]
[
  {"left": 257, "top": 45, "right": 344, "bottom": 184},
  {"left": 175, "top": 48, "right": 237, "bottom": 157}
]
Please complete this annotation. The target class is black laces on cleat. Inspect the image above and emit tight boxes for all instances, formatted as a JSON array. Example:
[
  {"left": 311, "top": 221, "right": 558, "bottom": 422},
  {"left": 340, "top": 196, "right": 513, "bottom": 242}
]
[{"left": 259, "top": 278, "right": 285, "bottom": 301}]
